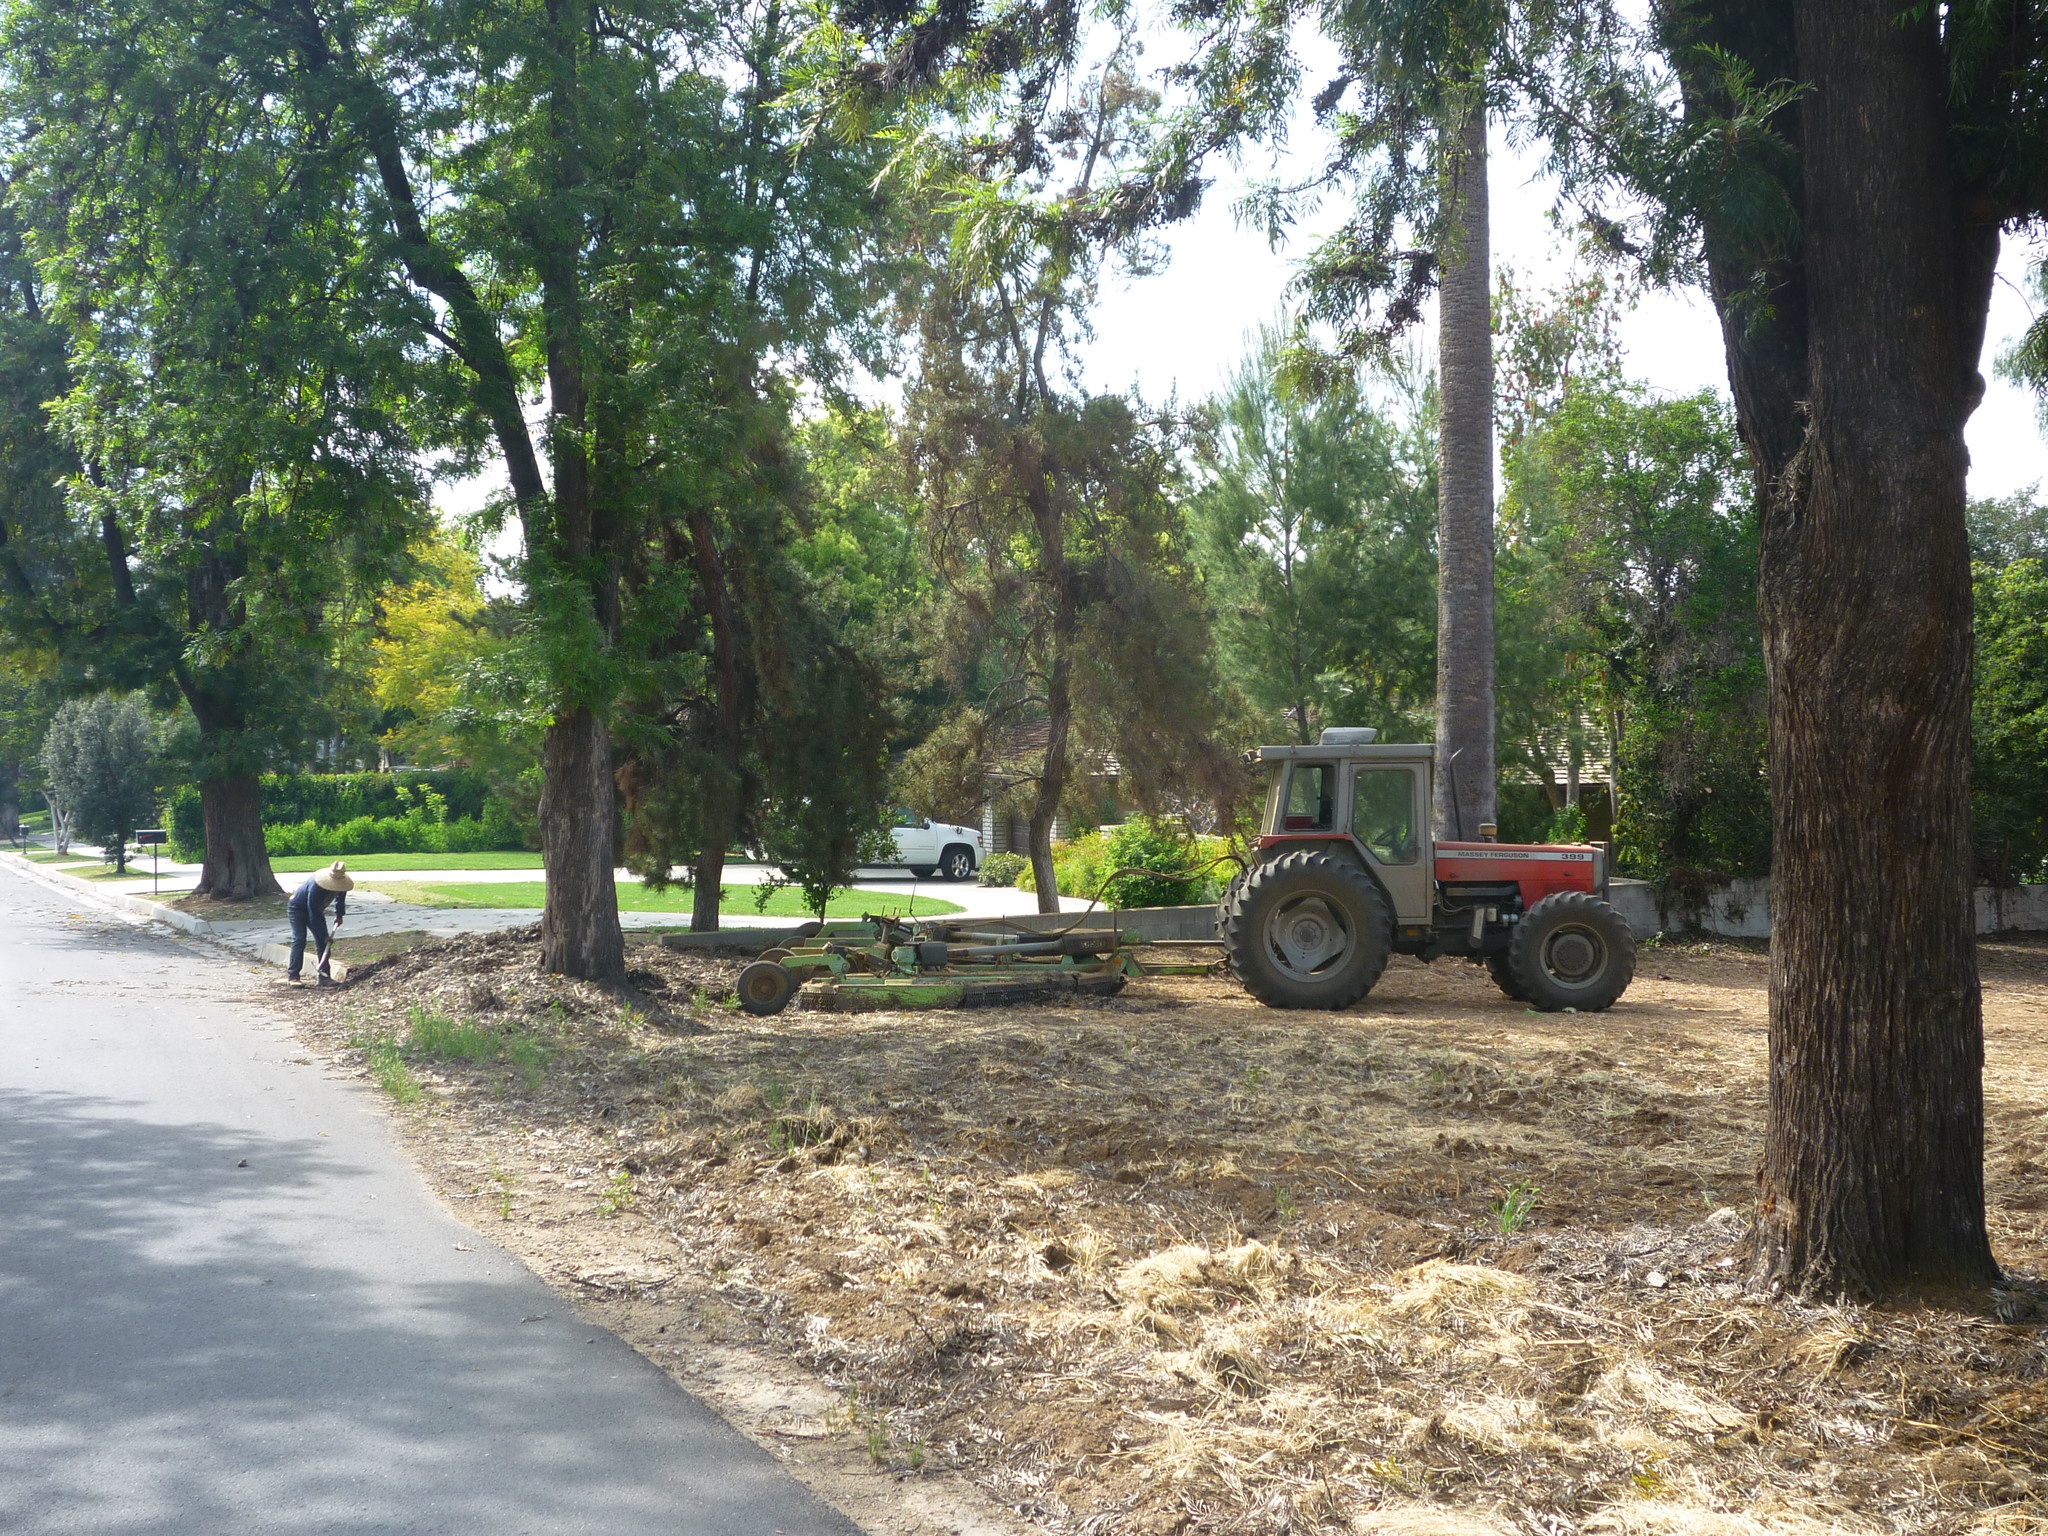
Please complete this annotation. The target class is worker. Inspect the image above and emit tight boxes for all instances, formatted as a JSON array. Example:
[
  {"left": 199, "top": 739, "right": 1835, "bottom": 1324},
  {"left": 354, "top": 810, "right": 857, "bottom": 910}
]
[{"left": 286, "top": 860, "right": 354, "bottom": 984}]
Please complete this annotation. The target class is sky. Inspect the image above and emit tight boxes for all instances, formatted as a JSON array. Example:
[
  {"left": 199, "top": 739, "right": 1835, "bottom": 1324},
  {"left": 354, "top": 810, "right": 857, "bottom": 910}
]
[{"left": 1077, "top": 118, "right": 2048, "bottom": 502}]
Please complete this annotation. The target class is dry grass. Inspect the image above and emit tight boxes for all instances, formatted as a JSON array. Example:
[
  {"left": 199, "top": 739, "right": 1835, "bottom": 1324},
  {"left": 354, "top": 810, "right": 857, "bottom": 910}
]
[{"left": 290, "top": 929, "right": 2048, "bottom": 1536}]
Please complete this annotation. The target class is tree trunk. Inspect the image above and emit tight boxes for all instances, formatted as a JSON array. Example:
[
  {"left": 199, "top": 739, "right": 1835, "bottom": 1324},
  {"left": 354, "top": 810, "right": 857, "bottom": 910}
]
[
  {"left": 1685, "top": 0, "right": 2000, "bottom": 1297},
  {"left": 1027, "top": 672, "right": 1071, "bottom": 914},
  {"left": 538, "top": 705, "right": 625, "bottom": 980},
  {"left": 690, "top": 847, "right": 725, "bottom": 933},
  {"left": 1026, "top": 456, "right": 1075, "bottom": 916},
  {"left": 1432, "top": 101, "right": 1497, "bottom": 841},
  {"left": 687, "top": 511, "right": 748, "bottom": 934},
  {"left": 195, "top": 773, "right": 279, "bottom": 900},
  {"left": 1, "top": 759, "right": 17, "bottom": 841}
]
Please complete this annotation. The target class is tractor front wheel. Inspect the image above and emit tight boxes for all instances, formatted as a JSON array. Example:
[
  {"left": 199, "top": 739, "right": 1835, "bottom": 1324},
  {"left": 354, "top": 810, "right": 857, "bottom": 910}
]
[
  {"left": 1221, "top": 848, "right": 1393, "bottom": 1010},
  {"left": 1505, "top": 892, "right": 1635, "bottom": 1012}
]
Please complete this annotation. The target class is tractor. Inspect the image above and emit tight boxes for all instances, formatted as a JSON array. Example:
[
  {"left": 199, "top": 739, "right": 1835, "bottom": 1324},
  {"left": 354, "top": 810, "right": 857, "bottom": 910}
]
[{"left": 1221, "top": 727, "right": 1636, "bottom": 1012}]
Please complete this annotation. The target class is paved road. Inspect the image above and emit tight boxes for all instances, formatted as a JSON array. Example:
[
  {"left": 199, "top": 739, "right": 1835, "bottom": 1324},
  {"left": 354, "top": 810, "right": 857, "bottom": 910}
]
[{"left": 0, "top": 864, "right": 862, "bottom": 1536}]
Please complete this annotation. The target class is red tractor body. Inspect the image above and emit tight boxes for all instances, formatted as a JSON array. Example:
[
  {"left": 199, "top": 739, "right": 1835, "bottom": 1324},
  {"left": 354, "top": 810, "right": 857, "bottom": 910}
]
[
  {"left": 1255, "top": 833, "right": 1601, "bottom": 907},
  {"left": 1429, "top": 841, "right": 1601, "bottom": 906},
  {"left": 1223, "top": 729, "right": 1635, "bottom": 1012}
]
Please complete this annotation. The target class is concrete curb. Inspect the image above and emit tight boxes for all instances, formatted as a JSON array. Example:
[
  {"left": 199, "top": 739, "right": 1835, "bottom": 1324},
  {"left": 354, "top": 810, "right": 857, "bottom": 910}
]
[{"left": 0, "top": 852, "right": 182, "bottom": 923}]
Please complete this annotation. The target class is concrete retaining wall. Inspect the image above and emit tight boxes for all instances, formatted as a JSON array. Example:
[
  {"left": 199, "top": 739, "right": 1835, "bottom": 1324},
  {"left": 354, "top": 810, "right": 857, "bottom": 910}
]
[
  {"left": 1610, "top": 876, "right": 2048, "bottom": 938},
  {"left": 1608, "top": 878, "right": 1771, "bottom": 940},
  {"left": 973, "top": 905, "right": 1222, "bottom": 941}
]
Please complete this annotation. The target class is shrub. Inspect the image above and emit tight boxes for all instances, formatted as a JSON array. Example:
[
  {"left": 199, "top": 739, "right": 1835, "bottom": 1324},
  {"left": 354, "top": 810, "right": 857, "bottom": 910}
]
[
  {"left": 1096, "top": 818, "right": 1211, "bottom": 908},
  {"left": 978, "top": 851, "right": 1027, "bottom": 887},
  {"left": 166, "top": 769, "right": 520, "bottom": 861},
  {"left": 1012, "top": 825, "right": 1232, "bottom": 904},
  {"left": 1015, "top": 830, "right": 1107, "bottom": 899}
]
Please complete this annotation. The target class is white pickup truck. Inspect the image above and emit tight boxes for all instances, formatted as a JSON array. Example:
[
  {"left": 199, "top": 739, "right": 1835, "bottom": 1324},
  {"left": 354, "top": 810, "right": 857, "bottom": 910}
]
[{"left": 885, "top": 812, "right": 984, "bottom": 881}]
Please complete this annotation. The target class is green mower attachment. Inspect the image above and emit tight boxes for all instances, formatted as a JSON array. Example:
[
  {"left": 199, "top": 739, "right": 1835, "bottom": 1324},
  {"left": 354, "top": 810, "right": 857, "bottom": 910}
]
[{"left": 732, "top": 914, "right": 1180, "bottom": 1015}]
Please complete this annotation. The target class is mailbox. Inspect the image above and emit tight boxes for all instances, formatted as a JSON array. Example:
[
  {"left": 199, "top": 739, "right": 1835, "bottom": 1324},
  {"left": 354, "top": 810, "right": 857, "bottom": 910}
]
[{"left": 135, "top": 829, "right": 168, "bottom": 846}]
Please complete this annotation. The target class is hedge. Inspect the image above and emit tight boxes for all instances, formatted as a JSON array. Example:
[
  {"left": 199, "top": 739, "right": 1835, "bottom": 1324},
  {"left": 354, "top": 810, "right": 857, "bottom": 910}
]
[
  {"left": 1015, "top": 820, "right": 1230, "bottom": 906},
  {"left": 166, "top": 771, "right": 524, "bottom": 861}
]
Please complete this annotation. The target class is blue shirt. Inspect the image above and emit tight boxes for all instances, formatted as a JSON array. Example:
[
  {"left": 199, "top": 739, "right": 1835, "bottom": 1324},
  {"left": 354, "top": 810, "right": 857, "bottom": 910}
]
[{"left": 290, "top": 877, "right": 347, "bottom": 921}]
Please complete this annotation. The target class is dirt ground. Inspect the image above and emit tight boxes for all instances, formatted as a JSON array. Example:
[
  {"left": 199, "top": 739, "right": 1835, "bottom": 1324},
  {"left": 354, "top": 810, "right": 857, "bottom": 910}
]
[{"left": 286, "top": 929, "right": 2048, "bottom": 1536}]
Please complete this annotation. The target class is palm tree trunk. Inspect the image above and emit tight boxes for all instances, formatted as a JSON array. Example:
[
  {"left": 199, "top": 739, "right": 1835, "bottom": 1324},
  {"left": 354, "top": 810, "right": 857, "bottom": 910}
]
[{"left": 1432, "top": 100, "right": 1497, "bottom": 841}]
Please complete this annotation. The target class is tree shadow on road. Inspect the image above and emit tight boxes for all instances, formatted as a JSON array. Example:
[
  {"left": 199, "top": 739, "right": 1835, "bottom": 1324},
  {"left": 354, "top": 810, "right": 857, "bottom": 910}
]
[{"left": 0, "top": 1088, "right": 853, "bottom": 1536}]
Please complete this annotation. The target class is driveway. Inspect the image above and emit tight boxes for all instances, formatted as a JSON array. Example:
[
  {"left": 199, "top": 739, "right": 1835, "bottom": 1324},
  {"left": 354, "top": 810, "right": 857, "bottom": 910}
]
[{"left": 0, "top": 862, "right": 863, "bottom": 1536}]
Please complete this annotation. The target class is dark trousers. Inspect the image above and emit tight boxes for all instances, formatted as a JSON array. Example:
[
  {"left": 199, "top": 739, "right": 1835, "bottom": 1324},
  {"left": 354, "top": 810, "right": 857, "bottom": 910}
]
[{"left": 287, "top": 900, "right": 331, "bottom": 980}]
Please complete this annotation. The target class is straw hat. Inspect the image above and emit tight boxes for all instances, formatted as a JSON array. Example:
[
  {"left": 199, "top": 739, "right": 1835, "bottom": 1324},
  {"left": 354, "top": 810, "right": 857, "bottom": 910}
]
[{"left": 313, "top": 860, "right": 355, "bottom": 892}]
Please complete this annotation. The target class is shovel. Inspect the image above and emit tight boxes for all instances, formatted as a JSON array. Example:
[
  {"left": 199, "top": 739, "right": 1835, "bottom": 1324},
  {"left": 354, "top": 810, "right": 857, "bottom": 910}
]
[{"left": 315, "top": 915, "right": 345, "bottom": 986}]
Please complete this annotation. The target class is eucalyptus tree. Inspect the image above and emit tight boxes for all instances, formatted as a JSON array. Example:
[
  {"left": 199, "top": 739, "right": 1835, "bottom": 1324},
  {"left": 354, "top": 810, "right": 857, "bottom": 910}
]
[
  {"left": 1514, "top": 0, "right": 2048, "bottom": 1297},
  {"left": 0, "top": 42, "right": 435, "bottom": 899},
  {"left": 828, "top": 42, "right": 1232, "bottom": 908}
]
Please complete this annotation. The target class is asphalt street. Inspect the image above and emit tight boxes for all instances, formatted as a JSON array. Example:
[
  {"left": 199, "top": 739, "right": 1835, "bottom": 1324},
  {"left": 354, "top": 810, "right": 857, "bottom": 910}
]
[{"left": 0, "top": 863, "right": 863, "bottom": 1536}]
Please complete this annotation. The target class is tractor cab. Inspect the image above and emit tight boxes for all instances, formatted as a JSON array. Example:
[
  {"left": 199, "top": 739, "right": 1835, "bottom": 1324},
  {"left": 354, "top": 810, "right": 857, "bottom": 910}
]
[{"left": 1222, "top": 727, "right": 1635, "bottom": 1014}]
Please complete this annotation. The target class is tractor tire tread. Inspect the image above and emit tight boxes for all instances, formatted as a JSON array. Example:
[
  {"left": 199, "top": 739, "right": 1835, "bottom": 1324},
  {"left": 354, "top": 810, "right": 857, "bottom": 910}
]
[{"left": 1486, "top": 951, "right": 1531, "bottom": 1002}]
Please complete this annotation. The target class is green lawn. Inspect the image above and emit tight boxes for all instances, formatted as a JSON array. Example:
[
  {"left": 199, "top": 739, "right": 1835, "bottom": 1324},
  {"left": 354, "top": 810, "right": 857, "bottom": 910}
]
[
  {"left": 269, "top": 851, "right": 544, "bottom": 873},
  {"left": 374, "top": 880, "right": 963, "bottom": 918}
]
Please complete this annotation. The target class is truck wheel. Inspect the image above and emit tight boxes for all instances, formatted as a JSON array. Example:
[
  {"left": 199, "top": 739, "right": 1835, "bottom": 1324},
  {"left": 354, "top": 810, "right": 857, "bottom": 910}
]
[
  {"left": 939, "top": 846, "right": 975, "bottom": 882},
  {"left": 1506, "top": 892, "right": 1635, "bottom": 1012},
  {"left": 1485, "top": 952, "right": 1531, "bottom": 1002},
  {"left": 1220, "top": 848, "right": 1393, "bottom": 1010}
]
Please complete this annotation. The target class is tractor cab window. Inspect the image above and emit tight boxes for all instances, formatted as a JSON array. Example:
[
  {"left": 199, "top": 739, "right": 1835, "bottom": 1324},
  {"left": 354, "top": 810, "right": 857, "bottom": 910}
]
[
  {"left": 1350, "top": 767, "right": 1418, "bottom": 865},
  {"left": 1281, "top": 763, "right": 1336, "bottom": 831}
]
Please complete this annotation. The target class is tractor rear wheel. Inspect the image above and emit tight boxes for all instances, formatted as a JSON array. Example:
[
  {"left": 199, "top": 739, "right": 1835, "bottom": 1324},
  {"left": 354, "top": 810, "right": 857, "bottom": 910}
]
[
  {"left": 1485, "top": 952, "right": 1531, "bottom": 1002},
  {"left": 1506, "top": 892, "right": 1635, "bottom": 1012},
  {"left": 1221, "top": 848, "right": 1393, "bottom": 1010}
]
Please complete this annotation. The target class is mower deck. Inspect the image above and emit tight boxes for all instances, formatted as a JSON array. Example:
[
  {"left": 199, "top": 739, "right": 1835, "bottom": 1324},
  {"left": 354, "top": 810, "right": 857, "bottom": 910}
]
[{"left": 732, "top": 915, "right": 1213, "bottom": 1015}]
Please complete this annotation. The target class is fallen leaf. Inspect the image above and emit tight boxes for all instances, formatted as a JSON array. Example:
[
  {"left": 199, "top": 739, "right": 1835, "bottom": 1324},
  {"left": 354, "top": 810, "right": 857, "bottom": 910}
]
[{"left": 454, "top": 1244, "right": 475, "bottom": 1252}]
